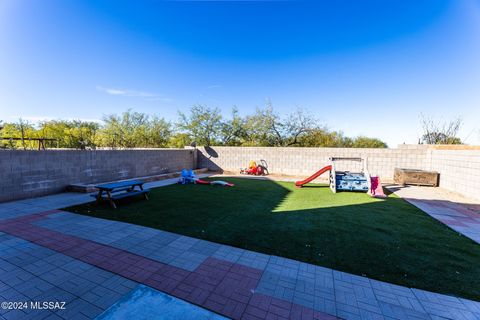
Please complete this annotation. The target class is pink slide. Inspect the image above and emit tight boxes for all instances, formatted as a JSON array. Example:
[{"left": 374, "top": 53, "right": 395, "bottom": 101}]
[
  {"left": 369, "top": 176, "right": 387, "bottom": 198},
  {"left": 295, "top": 165, "right": 332, "bottom": 187}
]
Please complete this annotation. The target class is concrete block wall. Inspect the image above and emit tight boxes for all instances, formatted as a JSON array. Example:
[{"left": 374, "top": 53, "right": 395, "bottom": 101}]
[
  {"left": 428, "top": 149, "right": 480, "bottom": 200},
  {"left": 0, "top": 149, "right": 195, "bottom": 202},
  {"left": 2, "top": 145, "right": 479, "bottom": 202},
  {"left": 197, "top": 146, "right": 428, "bottom": 182}
]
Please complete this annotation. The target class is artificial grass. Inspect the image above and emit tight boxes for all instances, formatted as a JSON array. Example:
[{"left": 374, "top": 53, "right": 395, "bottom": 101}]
[{"left": 65, "top": 177, "right": 480, "bottom": 301}]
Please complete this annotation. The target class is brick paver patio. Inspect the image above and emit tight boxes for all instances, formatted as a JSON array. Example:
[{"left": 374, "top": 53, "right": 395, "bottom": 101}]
[
  {"left": 1, "top": 178, "right": 480, "bottom": 320},
  {"left": 391, "top": 185, "right": 480, "bottom": 244}
]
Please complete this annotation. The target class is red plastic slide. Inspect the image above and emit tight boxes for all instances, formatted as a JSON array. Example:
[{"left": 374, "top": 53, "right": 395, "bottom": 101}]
[{"left": 295, "top": 165, "right": 332, "bottom": 187}]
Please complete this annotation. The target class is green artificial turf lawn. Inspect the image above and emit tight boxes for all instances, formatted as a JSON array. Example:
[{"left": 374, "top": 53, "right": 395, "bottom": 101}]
[{"left": 65, "top": 177, "right": 480, "bottom": 301}]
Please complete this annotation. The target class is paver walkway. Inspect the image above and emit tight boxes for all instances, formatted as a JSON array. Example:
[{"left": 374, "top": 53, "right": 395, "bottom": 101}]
[
  {"left": 390, "top": 185, "right": 480, "bottom": 244},
  {"left": 1, "top": 178, "right": 479, "bottom": 320}
]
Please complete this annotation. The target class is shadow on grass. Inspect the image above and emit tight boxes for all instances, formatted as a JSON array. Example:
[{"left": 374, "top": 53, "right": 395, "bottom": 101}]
[{"left": 64, "top": 177, "right": 480, "bottom": 301}]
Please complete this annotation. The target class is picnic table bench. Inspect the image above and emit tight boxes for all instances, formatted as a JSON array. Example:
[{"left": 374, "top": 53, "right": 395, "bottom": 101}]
[{"left": 91, "top": 180, "right": 150, "bottom": 208}]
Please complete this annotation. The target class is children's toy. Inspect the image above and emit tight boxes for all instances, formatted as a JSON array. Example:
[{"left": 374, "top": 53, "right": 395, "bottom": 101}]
[
  {"left": 295, "top": 158, "right": 387, "bottom": 198},
  {"left": 179, "top": 169, "right": 197, "bottom": 184},
  {"left": 209, "top": 180, "right": 233, "bottom": 187},
  {"left": 240, "top": 160, "right": 269, "bottom": 176},
  {"left": 368, "top": 176, "right": 386, "bottom": 198},
  {"left": 295, "top": 165, "right": 332, "bottom": 187},
  {"left": 178, "top": 169, "right": 234, "bottom": 187}
]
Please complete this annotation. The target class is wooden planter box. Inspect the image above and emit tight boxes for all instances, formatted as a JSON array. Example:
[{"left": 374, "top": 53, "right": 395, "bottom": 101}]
[{"left": 394, "top": 168, "right": 439, "bottom": 187}]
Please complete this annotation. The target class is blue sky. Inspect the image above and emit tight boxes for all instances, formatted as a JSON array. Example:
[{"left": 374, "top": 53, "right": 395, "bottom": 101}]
[{"left": 0, "top": 0, "right": 479, "bottom": 146}]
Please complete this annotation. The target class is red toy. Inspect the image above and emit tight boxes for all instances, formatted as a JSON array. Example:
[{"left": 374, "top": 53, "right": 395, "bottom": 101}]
[{"left": 240, "top": 160, "right": 269, "bottom": 176}]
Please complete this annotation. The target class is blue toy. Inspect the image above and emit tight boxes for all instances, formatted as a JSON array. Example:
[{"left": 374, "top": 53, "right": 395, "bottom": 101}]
[
  {"left": 179, "top": 169, "right": 197, "bottom": 184},
  {"left": 178, "top": 169, "right": 234, "bottom": 187}
]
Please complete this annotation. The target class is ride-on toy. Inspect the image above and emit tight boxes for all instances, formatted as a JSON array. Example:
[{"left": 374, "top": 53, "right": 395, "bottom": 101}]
[
  {"left": 178, "top": 169, "right": 234, "bottom": 187},
  {"left": 240, "top": 160, "right": 269, "bottom": 176}
]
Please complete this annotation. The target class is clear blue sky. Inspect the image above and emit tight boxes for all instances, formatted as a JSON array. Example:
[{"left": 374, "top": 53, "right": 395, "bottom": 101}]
[{"left": 1, "top": 0, "right": 479, "bottom": 147}]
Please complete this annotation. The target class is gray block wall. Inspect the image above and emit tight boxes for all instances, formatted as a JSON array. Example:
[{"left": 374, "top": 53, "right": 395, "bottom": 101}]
[
  {"left": 2, "top": 145, "right": 479, "bottom": 203},
  {"left": 198, "top": 146, "right": 428, "bottom": 181},
  {"left": 0, "top": 149, "right": 195, "bottom": 202},
  {"left": 428, "top": 149, "right": 480, "bottom": 200}
]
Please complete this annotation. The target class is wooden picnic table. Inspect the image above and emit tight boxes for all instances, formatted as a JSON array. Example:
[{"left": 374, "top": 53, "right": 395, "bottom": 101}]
[{"left": 93, "top": 180, "right": 150, "bottom": 208}]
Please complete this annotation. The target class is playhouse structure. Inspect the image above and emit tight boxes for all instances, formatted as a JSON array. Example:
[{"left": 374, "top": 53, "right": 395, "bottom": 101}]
[{"left": 295, "top": 157, "right": 386, "bottom": 198}]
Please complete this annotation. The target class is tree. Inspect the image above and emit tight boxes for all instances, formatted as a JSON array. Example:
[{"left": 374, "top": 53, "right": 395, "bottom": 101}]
[
  {"left": 243, "top": 105, "right": 280, "bottom": 146},
  {"left": 115, "top": 110, "right": 149, "bottom": 148},
  {"left": 38, "top": 120, "right": 67, "bottom": 147},
  {"left": 220, "top": 107, "right": 247, "bottom": 146},
  {"left": 298, "top": 128, "right": 348, "bottom": 147},
  {"left": 243, "top": 104, "right": 319, "bottom": 147},
  {"left": 0, "top": 119, "right": 36, "bottom": 149},
  {"left": 18, "top": 119, "right": 30, "bottom": 150},
  {"left": 39, "top": 120, "right": 99, "bottom": 149},
  {"left": 147, "top": 116, "right": 172, "bottom": 147},
  {"left": 177, "top": 105, "right": 223, "bottom": 146},
  {"left": 0, "top": 123, "right": 17, "bottom": 149},
  {"left": 99, "top": 110, "right": 171, "bottom": 148},
  {"left": 98, "top": 113, "right": 122, "bottom": 148},
  {"left": 420, "top": 114, "right": 462, "bottom": 144},
  {"left": 283, "top": 108, "right": 317, "bottom": 146},
  {"left": 351, "top": 136, "right": 388, "bottom": 148},
  {"left": 65, "top": 121, "right": 99, "bottom": 149},
  {"left": 0, "top": 106, "right": 389, "bottom": 149},
  {"left": 169, "top": 133, "right": 192, "bottom": 148}
]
